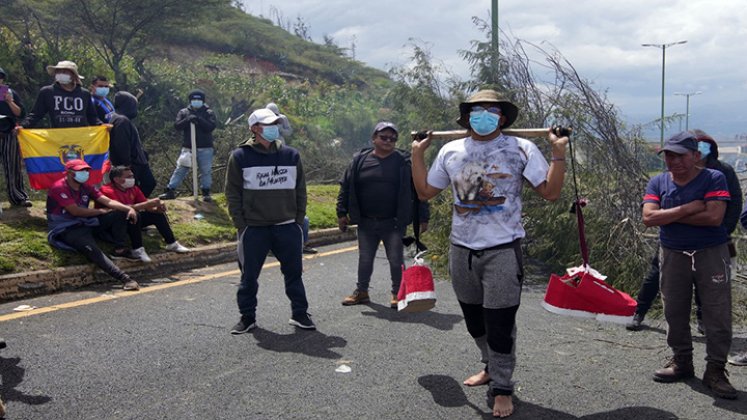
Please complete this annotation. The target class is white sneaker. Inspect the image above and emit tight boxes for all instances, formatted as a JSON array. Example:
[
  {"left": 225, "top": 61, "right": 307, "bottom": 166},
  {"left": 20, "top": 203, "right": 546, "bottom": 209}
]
[
  {"left": 131, "top": 247, "right": 152, "bottom": 263},
  {"left": 165, "top": 241, "right": 191, "bottom": 253}
]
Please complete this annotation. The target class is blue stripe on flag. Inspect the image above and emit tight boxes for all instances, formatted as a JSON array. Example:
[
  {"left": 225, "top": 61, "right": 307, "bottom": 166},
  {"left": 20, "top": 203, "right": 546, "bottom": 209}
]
[{"left": 24, "top": 153, "right": 109, "bottom": 174}]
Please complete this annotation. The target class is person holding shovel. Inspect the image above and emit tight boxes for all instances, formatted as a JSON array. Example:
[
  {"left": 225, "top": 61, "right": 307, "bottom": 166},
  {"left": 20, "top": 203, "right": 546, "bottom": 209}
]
[
  {"left": 411, "top": 89, "right": 569, "bottom": 418},
  {"left": 159, "top": 89, "right": 217, "bottom": 202}
]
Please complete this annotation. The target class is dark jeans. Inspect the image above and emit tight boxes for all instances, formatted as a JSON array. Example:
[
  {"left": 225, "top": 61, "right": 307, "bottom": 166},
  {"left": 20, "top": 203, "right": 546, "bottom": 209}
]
[
  {"left": 634, "top": 252, "right": 702, "bottom": 319},
  {"left": 95, "top": 211, "right": 130, "bottom": 248},
  {"left": 236, "top": 223, "right": 308, "bottom": 319},
  {"left": 57, "top": 225, "right": 130, "bottom": 282},
  {"left": 127, "top": 211, "right": 176, "bottom": 248},
  {"left": 356, "top": 217, "right": 405, "bottom": 294}
]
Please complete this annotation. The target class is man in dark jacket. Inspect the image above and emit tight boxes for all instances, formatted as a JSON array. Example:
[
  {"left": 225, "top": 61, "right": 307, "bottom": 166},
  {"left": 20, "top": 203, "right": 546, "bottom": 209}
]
[
  {"left": 0, "top": 66, "right": 31, "bottom": 207},
  {"left": 22, "top": 60, "right": 100, "bottom": 128},
  {"left": 627, "top": 129, "right": 743, "bottom": 332},
  {"left": 337, "top": 121, "right": 430, "bottom": 308},
  {"left": 109, "top": 91, "right": 156, "bottom": 196},
  {"left": 226, "top": 108, "right": 314, "bottom": 334},
  {"left": 159, "top": 89, "right": 217, "bottom": 202}
]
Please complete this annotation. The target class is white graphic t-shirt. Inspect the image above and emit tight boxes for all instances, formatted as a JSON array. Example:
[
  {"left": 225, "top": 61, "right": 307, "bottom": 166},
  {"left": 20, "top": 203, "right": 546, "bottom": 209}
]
[{"left": 427, "top": 134, "right": 549, "bottom": 249}]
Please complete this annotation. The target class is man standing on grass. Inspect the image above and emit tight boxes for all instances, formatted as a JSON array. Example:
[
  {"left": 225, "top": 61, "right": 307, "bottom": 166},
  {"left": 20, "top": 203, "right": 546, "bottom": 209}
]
[
  {"left": 411, "top": 89, "right": 568, "bottom": 418},
  {"left": 225, "top": 108, "right": 314, "bottom": 333},
  {"left": 642, "top": 131, "right": 736, "bottom": 400}
]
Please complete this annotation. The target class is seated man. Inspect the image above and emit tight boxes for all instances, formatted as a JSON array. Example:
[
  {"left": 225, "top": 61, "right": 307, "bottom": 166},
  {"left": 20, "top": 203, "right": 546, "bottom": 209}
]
[
  {"left": 47, "top": 159, "right": 140, "bottom": 291},
  {"left": 101, "top": 165, "right": 190, "bottom": 262}
]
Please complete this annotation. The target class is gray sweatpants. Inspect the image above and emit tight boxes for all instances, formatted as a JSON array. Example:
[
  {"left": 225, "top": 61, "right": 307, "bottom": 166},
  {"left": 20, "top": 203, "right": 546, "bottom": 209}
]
[{"left": 449, "top": 242, "right": 523, "bottom": 396}]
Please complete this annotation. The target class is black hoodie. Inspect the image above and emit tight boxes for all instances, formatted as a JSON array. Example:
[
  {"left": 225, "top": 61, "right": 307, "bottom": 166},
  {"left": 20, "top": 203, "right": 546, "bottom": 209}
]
[
  {"left": 108, "top": 91, "right": 147, "bottom": 166},
  {"left": 22, "top": 83, "right": 100, "bottom": 128}
]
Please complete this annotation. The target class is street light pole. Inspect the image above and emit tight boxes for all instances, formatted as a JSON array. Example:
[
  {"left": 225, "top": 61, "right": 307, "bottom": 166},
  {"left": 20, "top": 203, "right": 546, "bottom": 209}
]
[
  {"left": 674, "top": 91, "right": 702, "bottom": 131},
  {"left": 642, "top": 40, "right": 687, "bottom": 149}
]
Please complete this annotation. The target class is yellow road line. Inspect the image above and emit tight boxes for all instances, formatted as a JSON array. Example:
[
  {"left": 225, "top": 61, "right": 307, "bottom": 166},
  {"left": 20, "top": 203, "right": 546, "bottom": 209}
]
[{"left": 0, "top": 245, "right": 358, "bottom": 322}]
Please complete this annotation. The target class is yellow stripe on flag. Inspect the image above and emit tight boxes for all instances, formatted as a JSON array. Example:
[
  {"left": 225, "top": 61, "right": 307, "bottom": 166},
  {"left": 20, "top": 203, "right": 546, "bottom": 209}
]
[{"left": 18, "top": 126, "right": 110, "bottom": 159}]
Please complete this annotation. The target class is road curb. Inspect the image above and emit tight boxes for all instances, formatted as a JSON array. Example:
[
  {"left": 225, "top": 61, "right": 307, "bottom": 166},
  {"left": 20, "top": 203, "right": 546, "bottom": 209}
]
[{"left": 0, "top": 227, "right": 356, "bottom": 302}]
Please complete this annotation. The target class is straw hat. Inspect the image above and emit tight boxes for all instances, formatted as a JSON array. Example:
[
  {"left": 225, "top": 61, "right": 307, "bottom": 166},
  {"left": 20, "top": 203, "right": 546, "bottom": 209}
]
[
  {"left": 46, "top": 60, "right": 84, "bottom": 81},
  {"left": 457, "top": 89, "right": 518, "bottom": 129}
]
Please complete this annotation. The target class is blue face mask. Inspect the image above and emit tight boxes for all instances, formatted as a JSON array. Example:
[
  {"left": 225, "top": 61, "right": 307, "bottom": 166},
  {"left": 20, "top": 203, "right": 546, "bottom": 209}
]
[
  {"left": 261, "top": 125, "right": 280, "bottom": 141},
  {"left": 73, "top": 170, "right": 90, "bottom": 184},
  {"left": 698, "top": 141, "right": 711, "bottom": 160},
  {"left": 190, "top": 100, "right": 204, "bottom": 109},
  {"left": 95, "top": 87, "right": 110, "bottom": 97},
  {"left": 469, "top": 110, "right": 501, "bottom": 136}
]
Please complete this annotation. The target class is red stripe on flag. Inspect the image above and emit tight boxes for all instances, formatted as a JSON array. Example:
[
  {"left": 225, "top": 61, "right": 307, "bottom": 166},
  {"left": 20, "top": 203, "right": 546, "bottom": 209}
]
[{"left": 28, "top": 170, "right": 105, "bottom": 191}]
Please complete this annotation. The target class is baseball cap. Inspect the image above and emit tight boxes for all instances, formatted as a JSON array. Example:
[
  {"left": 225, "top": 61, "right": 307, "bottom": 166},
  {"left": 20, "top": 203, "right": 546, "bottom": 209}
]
[
  {"left": 373, "top": 121, "right": 398, "bottom": 135},
  {"left": 188, "top": 89, "right": 205, "bottom": 101},
  {"left": 64, "top": 159, "right": 91, "bottom": 171},
  {"left": 248, "top": 108, "right": 280, "bottom": 126},
  {"left": 658, "top": 131, "right": 698, "bottom": 155}
]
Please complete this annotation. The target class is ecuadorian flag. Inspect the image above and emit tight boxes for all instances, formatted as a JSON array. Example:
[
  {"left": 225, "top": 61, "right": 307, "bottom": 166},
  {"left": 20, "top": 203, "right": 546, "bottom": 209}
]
[{"left": 18, "top": 126, "right": 110, "bottom": 190}]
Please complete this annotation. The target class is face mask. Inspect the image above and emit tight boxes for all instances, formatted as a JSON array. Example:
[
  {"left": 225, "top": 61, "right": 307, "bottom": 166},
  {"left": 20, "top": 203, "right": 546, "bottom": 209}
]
[
  {"left": 95, "top": 87, "right": 110, "bottom": 97},
  {"left": 698, "top": 141, "right": 711, "bottom": 160},
  {"left": 190, "top": 100, "right": 204, "bottom": 109},
  {"left": 73, "top": 170, "right": 90, "bottom": 184},
  {"left": 261, "top": 125, "right": 280, "bottom": 141},
  {"left": 121, "top": 178, "right": 136, "bottom": 189},
  {"left": 55, "top": 73, "right": 73, "bottom": 85},
  {"left": 469, "top": 110, "right": 500, "bottom": 136}
]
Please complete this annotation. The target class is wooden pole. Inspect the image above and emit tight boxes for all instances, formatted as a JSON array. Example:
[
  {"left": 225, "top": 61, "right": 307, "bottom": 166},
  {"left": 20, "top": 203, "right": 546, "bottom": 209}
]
[{"left": 411, "top": 128, "right": 552, "bottom": 142}]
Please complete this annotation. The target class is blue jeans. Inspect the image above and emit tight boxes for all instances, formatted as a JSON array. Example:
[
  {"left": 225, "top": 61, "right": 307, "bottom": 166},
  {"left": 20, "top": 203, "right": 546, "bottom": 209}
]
[
  {"left": 166, "top": 147, "right": 214, "bottom": 190},
  {"left": 236, "top": 223, "right": 309, "bottom": 318},
  {"left": 356, "top": 217, "right": 405, "bottom": 294}
]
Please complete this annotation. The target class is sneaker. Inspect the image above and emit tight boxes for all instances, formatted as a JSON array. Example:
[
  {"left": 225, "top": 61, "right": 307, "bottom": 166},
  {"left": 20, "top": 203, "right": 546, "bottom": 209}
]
[
  {"left": 653, "top": 356, "right": 694, "bottom": 383},
  {"left": 111, "top": 248, "right": 140, "bottom": 261},
  {"left": 165, "top": 241, "right": 191, "bottom": 253},
  {"left": 342, "top": 289, "right": 370, "bottom": 306},
  {"left": 303, "top": 245, "right": 318, "bottom": 254},
  {"left": 703, "top": 363, "right": 737, "bottom": 399},
  {"left": 230, "top": 316, "right": 256, "bottom": 334},
  {"left": 626, "top": 313, "right": 645, "bottom": 331},
  {"left": 131, "top": 247, "right": 152, "bottom": 263},
  {"left": 728, "top": 351, "right": 747, "bottom": 366},
  {"left": 158, "top": 189, "right": 176, "bottom": 200},
  {"left": 122, "top": 280, "right": 140, "bottom": 291},
  {"left": 390, "top": 293, "right": 398, "bottom": 309},
  {"left": 696, "top": 318, "right": 706, "bottom": 335},
  {"left": 289, "top": 313, "right": 316, "bottom": 330}
]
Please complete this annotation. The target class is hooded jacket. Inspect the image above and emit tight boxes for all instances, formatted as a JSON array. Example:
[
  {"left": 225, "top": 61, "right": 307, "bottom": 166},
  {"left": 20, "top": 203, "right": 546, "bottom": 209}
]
[
  {"left": 22, "top": 83, "right": 100, "bottom": 128},
  {"left": 699, "top": 137, "right": 743, "bottom": 235},
  {"left": 174, "top": 104, "right": 217, "bottom": 148},
  {"left": 109, "top": 92, "right": 148, "bottom": 166},
  {"left": 336, "top": 147, "right": 429, "bottom": 229},
  {"left": 225, "top": 137, "right": 307, "bottom": 230}
]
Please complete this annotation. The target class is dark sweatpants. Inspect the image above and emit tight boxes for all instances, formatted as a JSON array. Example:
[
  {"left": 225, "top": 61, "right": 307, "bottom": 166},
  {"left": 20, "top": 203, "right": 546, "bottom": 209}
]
[
  {"left": 0, "top": 131, "right": 29, "bottom": 205},
  {"left": 57, "top": 225, "right": 130, "bottom": 282},
  {"left": 127, "top": 211, "right": 176, "bottom": 248},
  {"left": 236, "top": 223, "right": 309, "bottom": 319}
]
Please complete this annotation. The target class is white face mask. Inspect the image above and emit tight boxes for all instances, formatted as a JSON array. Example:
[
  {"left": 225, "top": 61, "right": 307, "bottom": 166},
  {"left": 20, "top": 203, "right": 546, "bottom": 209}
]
[
  {"left": 122, "top": 178, "right": 136, "bottom": 189},
  {"left": 55, "top": 73, "right": 73, "bottom": 85}
]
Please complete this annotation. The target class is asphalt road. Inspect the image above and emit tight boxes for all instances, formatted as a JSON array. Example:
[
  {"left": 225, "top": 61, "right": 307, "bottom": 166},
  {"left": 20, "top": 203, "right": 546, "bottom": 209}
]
[{"left": 1, "top": 241, "right": 746, "bottom": 419}]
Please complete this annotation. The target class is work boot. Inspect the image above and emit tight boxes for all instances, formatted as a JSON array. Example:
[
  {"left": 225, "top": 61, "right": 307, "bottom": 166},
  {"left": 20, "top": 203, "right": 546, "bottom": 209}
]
[
  {"left": 342, "top": 289, "right": 370, "bottom": 306},
  {"left": 703, "top": 362, "right": 738, "bottom": 399},
  {"left": 202, "top": 189, "right": 212, "bottom": 203},
  {"left": 159, "top": 188, "right": 176, "bottom": 200},
  {"left": 653, "top": 355, "right": 694, "bottom": 383},
  {"left": 626, "top": 313, "right": 645, "bottom": 331}
]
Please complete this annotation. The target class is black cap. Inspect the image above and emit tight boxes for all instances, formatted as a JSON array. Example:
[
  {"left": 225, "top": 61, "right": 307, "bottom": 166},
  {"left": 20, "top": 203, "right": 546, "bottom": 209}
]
[
  {"left": 188, "top": 89, "right": 205, "bottom": 101},
  {"left": 658, "top": 131, "right": 698, "bottom": 155}
]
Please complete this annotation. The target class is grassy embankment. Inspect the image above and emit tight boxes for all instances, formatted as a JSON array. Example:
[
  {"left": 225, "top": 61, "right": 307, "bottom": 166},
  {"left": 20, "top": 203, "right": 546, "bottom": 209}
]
[{"left": 0, "top": 185, "right": 339, "bottom": 275}]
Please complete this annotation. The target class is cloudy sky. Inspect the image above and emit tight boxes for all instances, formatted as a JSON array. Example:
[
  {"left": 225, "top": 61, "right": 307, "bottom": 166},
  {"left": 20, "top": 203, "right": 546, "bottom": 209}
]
[{"left": 243, "top": 1, "right": 747, "bottom": 142}]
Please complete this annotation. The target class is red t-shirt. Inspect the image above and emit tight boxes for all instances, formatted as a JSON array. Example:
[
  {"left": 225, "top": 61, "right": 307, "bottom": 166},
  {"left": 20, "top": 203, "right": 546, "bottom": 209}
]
[
  {"left": 46, "top": 177, "right": 103, "bottom": 217},
  {"left": 99, "top": 184, "right": 147, "bottom": 206}
]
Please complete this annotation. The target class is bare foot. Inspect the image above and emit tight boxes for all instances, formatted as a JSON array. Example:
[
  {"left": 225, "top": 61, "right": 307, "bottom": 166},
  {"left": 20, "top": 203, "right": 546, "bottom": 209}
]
[
  {"left": 463, "top": 370, "right": 490, "bottom": 386},
  {"left": 492, "top": 395, "right": 514, "bottom": 418}
]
